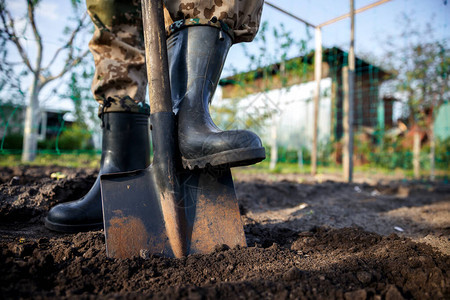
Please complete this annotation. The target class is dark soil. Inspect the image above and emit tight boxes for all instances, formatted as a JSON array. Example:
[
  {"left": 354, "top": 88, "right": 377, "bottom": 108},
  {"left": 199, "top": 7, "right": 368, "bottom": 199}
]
[{"left": 1, "top": 166, "right": 449, "bottom": 299}]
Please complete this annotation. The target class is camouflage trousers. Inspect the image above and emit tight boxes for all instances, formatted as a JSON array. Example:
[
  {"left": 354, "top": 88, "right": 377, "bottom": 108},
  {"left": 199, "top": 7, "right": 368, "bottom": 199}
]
[{"left": 86, "top": 0, "right": 264, "bottom": 116}]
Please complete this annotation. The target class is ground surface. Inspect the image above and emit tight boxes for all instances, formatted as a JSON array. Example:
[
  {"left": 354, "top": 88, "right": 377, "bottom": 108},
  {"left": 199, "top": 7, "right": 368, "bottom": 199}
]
[{"left": 0, "top": 166, "right": 449, "bottom": 299}]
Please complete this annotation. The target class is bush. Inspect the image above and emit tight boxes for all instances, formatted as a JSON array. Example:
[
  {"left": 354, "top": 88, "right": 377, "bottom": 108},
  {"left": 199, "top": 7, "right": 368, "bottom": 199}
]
[
  {"left": 38, "top": 137, "right": 56, "bottom": 150},
  {"left": 365, "top": 135, "right": 413, "bottom": 170},
  {"left": 56, "top": 125, "right": 93, "bottom": 150},
  {"left": 1, "top": 133, "right": 23, "bottom": 149},
  {"left": 435, "top": 137, "right": 450, "bottom": 170},
  {"left": 356, "top": 133, "right": 449, "bottom": 171},
  {"left": 1, "top": 124, "right": 94, "bottom": 153},
  {"left": 421, "top": 137, "right": 450, "bottom": 171},
  {"left": 318, "top": 141, "right": 335, "bottom": 166},
  {"left": 263, "top": 145, "right": 313, "bottom": 165}
]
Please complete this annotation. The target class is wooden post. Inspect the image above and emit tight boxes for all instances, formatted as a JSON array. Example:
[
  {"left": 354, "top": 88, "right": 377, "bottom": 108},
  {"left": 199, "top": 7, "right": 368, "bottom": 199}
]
[
  {"left": 343, "top": 0, "right": 355, "bottom": 182},
  {"left": 430, "top": 99, "right": 437, "bottom": 181},
  {"left": 413, "top": 131, "right": 421, "bottom": 179},
  {"left": 269, "top": 115, "right": 278, "bottom": 170},
  {"left": 342, "top": 67, "right": 351, "bottom": 181},
  {"left": 429, "top": 123, "right": 435, "bottom": 181},
  {"left": 263, "top": 1, "right": 391, "bottom": 178},
  {"left": 311, "top": 27, "right": 322, "bottom": 175}
]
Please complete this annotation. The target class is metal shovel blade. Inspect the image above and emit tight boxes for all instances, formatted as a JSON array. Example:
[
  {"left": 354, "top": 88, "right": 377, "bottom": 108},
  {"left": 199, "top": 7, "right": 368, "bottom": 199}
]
[
  {"left": 100, "top": 166, "right": 246, "bottom": 258},
  {"left": 100, "top": 167, "right": 174, "bottom": 258},
  {"left": 179, "top": 167, "right": 246, "bottom": 254}
]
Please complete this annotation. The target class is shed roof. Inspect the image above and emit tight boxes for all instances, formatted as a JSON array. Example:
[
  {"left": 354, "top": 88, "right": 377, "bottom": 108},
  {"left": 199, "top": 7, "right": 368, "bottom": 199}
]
[{"left": 219, "top": 47, "right": 393, "bottom": 89}]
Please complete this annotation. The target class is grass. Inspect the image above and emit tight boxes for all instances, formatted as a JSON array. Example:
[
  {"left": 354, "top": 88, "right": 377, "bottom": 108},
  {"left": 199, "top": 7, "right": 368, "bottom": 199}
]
[
  {"left": 236, "top": 160, "right": 449, "bottom": 181},
  {"left": 1, "top": 153, "right": 448, "bottom": 181},
  {"left": 0, "top": 153, "right": 101, "bottom": 169},
  {"left": 237, "top": 160, "right": 340, "bottom": 175}
]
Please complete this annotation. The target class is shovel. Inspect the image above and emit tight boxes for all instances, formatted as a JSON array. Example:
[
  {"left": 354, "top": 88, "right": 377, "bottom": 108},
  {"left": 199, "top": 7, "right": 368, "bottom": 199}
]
[{"left": 100, "top": 0, "right": 246, "bottom": 259}]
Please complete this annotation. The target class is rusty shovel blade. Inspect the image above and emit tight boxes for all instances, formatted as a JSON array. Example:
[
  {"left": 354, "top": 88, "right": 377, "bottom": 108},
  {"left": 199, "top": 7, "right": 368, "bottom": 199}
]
[
  {"left": 100, "top": 111, "right": 246, "bottom": 259},
  {"left": 100, "top": 164, "right": 247, "bottom": 259},
  {"left": 100, "top": 167, "right": 174, "bottom": 258},
  {"left": 180, "top": 167, "right": 247, "bottom": 255},
  {"left": 101, "top": 111, "right": 187, "bottom": 259}
]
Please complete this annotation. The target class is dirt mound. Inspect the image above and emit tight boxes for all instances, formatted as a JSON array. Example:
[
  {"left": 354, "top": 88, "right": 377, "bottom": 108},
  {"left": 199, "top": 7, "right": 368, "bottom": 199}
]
[
  {"left": 0, "top": 166, "right": 449, "bottom": 299},
  {"left": 0, "top": 166, "right": 95, "bottom": 223}
]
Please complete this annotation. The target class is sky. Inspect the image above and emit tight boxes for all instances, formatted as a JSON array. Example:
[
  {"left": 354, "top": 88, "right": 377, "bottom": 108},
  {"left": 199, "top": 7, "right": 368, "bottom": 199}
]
[
  {"left": 225, "top": 0, "right": 450, "bottom": 75},
  {"left": 3, "top": 0, "right": 450, "bottom": 111}
]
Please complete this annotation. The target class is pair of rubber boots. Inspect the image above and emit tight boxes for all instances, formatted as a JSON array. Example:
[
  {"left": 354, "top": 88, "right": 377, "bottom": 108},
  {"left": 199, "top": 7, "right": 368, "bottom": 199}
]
[{"left": 45, "top": 26, "right": 265, "bottom": 233}]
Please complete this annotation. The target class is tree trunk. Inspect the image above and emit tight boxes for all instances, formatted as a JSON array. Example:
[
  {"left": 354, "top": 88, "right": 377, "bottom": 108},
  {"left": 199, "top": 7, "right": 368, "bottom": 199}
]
[
  {"left": 21, "top": 78, "right": 40, "bottom": 162},
  {"left": 413, "top": 131, "right": 421, "bottom": 179}
]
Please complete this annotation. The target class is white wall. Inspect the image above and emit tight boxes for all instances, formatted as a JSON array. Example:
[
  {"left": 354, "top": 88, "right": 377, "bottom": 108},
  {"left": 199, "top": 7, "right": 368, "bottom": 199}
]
[{"left": 213, "top": 78, "right": 332, "bottom": 150}]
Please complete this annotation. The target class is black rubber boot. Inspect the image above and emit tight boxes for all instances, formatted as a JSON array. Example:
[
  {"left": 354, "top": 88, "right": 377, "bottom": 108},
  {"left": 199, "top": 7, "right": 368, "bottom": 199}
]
[
  {"left": 45, "top": 112, "right": 150, "bottom": 233},
  {"left": 167, "top": 26, "right": 265, "bottom": 170}
]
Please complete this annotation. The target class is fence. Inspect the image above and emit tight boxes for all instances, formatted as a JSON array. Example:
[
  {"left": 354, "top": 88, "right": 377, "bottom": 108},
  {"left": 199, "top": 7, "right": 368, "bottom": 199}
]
[
  {"left": 0, "top": 104, "right": 100, "bottom": 156},
  {"left": 213, "top": 46, "right": 450, "bottom": 177},
  {"left": 1, "top": 2, "right": 449, "bottom": 178}
]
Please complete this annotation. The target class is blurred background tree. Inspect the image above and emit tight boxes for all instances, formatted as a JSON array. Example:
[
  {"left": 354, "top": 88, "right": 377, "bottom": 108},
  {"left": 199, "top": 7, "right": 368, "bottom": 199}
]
[
  {"left": 0, "top": 0, "right": 92, "bottom": 161},
  {"left": 382, "top": 16, "right": 449, "bottom": 179}
]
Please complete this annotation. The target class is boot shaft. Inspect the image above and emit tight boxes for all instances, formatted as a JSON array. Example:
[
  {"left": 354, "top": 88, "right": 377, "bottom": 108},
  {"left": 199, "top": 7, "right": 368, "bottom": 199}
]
[
  {"left": 101, "top": 112, "right": 150, "bottom": 173},
  {"left": 166, "top": 26, "right": 265, "bottom": 169},
  {"left": 167, "top": 26, "right": 232, "bottom": 114}
]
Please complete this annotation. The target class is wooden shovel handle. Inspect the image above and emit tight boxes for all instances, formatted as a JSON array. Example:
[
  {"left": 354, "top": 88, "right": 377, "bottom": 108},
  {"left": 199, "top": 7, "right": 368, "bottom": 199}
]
[{"left": 141, "top": 0, "right": 172, "bottom": 113}]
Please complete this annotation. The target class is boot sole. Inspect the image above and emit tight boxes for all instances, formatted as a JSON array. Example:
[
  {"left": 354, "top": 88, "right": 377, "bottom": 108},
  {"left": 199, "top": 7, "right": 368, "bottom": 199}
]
[
  {"left": 182, "top": 147, "right": 266, "bottom": 170},
  {"left": 44, "top": 217, "right": 103, "bottom": 233}
]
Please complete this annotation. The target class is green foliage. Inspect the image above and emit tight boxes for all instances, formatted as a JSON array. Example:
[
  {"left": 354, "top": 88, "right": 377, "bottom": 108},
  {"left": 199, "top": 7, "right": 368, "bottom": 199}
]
[
  {"left": 262, "top": 143, "right": 335, "bottom": 167},
  {"left": 384, "top": 17, "right": 450, "bottom": 127},
  {"left": 37, "top": 137, "right": 55, "bottom": 150},
  {"left": 63, "top": 67, "right": 99, "bottom": 132},
  {"left": 36, "top": 124, "right": 93, "bottom": 151},
  {"left": 421, "top": 137, "right": 450, "bottom": 170},
  {"left": 373, "top": 17, "right": 450, "bottom": 178},
  {"left": 370, "top": 146, "right": 413, "bottom": 170},
  {"left": 357, "top": 133, "right": 411, "bottom": 170},
  {"left": 1, "top": 133, "right": 23, "bottom": 149},
  {"left": 436, "top": 137, "right": 450, "bottom": 170},
  {"left": 56, "top": 124, "right": 93, "bottom": 150},
  {"left": 0, "top": 0, "right": 93, "bottom": 161},
  {"left": 354, "top": 133, "right": 450, "bottom": 172},
  {"left": 1, "top": 121, "right": 93, "bottom": 152},
  {"left": 265, "top": 146, "right": 305, "bottom": 164},
  {"left": 318, "top": 141, "right": 335, "bottom": 167},
  {"left": 2, "top": 127, "right": 93, "bottom": 152}
]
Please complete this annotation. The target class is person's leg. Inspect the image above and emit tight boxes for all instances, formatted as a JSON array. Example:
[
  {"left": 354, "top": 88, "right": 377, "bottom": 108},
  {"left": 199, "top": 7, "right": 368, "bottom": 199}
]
[
  {"left": 164, "top": 0, "right": 266, "bottom": 169},
  {"left": 46, "top": 0, "right": 265, "bottom": 231},
  {"left": 45, "top": 0, "right": 150, "bottom": 232},
  {"left": 163, "top": 0, "right": 264, "bottom": 44}
]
